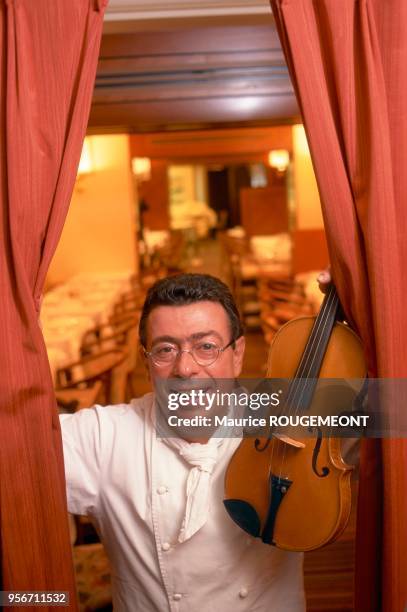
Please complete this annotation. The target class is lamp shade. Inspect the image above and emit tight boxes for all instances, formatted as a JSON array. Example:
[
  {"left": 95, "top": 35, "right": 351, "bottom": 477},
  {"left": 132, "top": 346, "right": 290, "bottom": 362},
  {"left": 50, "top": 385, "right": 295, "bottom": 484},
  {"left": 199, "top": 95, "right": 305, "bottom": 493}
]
[
  {"left": 132, "top": 157, "right": 151, "bottom": 182},
  {"left": 78, "top": 138, "right": 93, "bottom": 175},
  {"left": 268, "top": 149, "right": 290, "bottom": 172}
]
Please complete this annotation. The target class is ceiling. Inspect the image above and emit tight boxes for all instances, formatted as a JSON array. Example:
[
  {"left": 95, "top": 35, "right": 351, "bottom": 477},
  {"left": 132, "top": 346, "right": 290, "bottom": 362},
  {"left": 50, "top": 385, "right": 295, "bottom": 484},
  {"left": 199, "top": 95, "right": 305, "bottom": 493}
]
[
  {"left": 88, "top": 1, "right": 299, "bottom": 133},
  {"left": 103, "top": 0, "right": 275, "bottom": 29}
]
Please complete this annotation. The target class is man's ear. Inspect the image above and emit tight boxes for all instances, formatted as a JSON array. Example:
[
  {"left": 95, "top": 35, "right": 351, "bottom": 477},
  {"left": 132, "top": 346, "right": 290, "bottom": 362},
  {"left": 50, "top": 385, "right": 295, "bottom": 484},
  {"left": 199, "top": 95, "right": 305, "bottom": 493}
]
[
  {"left": 139, "top": 346, "right": 150, "bottom": 379},
  {"left": 232, "top": 335, "right": 246, "bottom": 377}
]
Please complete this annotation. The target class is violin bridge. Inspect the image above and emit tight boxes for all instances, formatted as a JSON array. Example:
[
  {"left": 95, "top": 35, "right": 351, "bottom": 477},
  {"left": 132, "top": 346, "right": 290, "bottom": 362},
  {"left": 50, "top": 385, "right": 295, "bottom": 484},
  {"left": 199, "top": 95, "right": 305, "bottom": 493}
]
[{"left": 272, "top": 433, "right": 305, "bottom": 448}]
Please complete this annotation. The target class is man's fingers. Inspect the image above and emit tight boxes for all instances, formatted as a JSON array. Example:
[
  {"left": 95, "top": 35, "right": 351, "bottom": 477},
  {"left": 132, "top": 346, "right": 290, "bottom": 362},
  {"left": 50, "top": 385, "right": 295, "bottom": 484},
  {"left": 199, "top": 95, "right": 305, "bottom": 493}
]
[
  {"left": 317, "top": 269, "right": 332, "bottom": 294},
  {"left": 317, "top": 270, "right": 331, "bottom": 284}
]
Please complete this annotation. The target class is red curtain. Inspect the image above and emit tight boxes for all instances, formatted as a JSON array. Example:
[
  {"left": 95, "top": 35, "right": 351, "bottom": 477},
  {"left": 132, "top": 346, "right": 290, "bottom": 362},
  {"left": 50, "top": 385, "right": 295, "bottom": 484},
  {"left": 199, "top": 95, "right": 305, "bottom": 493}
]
[
  {"left": 270, "top": 1, "right": 407, "bottom": 610},
  {"left": 0, "top": 0, "right": 106, "bottom": 606}
]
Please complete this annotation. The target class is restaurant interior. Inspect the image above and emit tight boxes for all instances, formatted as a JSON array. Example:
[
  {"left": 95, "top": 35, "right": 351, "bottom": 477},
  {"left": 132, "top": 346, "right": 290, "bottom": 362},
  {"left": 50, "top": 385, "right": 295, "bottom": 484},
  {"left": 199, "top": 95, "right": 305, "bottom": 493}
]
[{"left": 29, "top": 2, "right": 374, "bottom": 611}]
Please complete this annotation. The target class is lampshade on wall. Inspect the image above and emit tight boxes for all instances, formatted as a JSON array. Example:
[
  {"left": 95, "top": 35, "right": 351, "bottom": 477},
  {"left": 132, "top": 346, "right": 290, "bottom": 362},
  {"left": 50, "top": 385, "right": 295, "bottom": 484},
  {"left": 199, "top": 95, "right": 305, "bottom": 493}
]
[
  {"left": 78, "top": 138, "right": 94, "bottom": 175},
  {"left": 268, "top": 149, "right": 290, "bottom": 172},
  {"left": 132, "top": 157, "right": 151, "bottom": 182}
]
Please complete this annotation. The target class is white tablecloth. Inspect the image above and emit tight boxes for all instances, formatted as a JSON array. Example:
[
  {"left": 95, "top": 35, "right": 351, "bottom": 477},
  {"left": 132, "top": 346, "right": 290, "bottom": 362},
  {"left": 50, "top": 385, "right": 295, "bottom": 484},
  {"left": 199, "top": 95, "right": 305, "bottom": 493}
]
[{"left": 41, "top": 271, "right": 134, "bottom": 378}]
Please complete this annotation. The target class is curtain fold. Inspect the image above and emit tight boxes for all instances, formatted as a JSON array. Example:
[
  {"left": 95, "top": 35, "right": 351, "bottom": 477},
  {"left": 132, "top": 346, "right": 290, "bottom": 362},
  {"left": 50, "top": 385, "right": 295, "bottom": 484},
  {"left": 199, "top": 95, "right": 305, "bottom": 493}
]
[
  {"left": 270, "top": 1, "right": 407, "bottom": 611},
  {"left": 0, "top": 0, "right": 106, "bottom": 606}
]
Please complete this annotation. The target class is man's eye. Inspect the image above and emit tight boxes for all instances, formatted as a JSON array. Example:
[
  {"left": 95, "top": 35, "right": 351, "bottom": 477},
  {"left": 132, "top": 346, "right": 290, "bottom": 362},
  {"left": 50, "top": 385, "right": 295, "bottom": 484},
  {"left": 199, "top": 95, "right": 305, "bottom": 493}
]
[
  {"left": 155, "top": 346, "right": 176, "bottom": 355},
  {"left": 197, "top": 342, "right": 217, "bottom": 351}
]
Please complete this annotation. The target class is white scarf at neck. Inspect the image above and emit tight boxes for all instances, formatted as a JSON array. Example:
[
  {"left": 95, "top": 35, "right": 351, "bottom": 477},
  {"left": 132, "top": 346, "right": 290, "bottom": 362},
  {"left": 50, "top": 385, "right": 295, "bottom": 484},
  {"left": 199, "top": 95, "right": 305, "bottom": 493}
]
[{"left": 162, "top": 435, "right": 223, "bottom": 543}]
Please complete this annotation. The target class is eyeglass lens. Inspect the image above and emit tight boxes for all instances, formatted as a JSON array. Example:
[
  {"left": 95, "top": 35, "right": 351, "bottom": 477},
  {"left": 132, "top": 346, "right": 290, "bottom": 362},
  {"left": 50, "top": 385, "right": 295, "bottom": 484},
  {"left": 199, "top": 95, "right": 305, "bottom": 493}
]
[{"left": 151, "top": 342, "right": 221, "bottom": 365}]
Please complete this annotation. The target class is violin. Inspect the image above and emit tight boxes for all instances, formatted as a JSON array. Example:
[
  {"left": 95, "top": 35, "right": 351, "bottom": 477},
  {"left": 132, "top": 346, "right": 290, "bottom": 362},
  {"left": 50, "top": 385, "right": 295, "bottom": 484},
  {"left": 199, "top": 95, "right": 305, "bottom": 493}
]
[{"left": 224, "top": 283, "right": 367, "bottom": 551}]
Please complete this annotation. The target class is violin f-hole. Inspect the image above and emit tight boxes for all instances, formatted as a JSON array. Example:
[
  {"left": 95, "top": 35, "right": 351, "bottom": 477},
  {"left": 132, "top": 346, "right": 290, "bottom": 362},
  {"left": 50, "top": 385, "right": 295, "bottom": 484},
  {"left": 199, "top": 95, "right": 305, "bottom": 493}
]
[
  {"left": 254, "top": 437, "right": 270, "bottom": 452},
  {"left": 311, "top": 427, "right": 330, "bottom": 478}
]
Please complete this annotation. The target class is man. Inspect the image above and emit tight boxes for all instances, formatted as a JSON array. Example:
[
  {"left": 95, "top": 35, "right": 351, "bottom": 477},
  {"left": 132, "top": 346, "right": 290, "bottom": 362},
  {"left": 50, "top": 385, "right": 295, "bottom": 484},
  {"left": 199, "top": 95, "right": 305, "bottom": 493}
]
[{"left": 61, "top": 273, "right": 307, "bottom": 611}]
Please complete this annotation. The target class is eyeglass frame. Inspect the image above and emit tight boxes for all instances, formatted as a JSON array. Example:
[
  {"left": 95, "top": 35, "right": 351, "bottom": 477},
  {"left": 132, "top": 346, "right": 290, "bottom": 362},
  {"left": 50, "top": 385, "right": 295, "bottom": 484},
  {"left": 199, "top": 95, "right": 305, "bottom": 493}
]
[{"left": 143, "top": 338, "right": 236, "bottom": 367}]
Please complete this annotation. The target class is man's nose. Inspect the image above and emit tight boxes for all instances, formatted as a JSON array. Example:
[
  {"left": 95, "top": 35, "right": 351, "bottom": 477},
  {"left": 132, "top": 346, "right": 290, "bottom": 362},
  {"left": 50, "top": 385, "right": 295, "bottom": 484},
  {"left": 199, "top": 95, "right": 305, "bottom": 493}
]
[{"left": 171, "top": 350, "right": 201, "bottom": 377}]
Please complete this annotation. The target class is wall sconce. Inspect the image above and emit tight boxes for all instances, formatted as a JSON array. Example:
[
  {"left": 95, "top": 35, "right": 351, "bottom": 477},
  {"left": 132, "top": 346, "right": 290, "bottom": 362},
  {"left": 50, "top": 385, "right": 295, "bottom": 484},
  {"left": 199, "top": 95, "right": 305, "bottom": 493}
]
[
  {"left": 132, "top": 157, "right": 151, "bottom": 182},
  {"left": 77, "top": 138, "right": 94, "bottom": 176},
  {"left": 74, "top": 138, "right": 94, "bottom": 193},
  {"left": 268, "top": 149, "right": 290, "bottom": 173}
]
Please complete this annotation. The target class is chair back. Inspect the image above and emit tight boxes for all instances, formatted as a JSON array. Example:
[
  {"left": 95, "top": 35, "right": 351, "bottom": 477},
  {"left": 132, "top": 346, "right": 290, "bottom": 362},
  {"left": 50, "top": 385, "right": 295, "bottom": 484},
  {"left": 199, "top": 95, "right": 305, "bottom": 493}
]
[
  {"left": 80, "top": 314, "right": 141, "bottom": 403},
  {"left": 81, "top": 315, "right": 139, "bottom": 355},
  {"left": 56, "top": 349, "right": 128, "bottom": 405}
]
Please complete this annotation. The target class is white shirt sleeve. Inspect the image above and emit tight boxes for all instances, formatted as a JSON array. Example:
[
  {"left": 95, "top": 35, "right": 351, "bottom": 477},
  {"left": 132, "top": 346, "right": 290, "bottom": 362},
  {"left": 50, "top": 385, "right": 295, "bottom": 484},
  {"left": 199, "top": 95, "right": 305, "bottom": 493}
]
[{"left": 60, "top": 407, "right": 103, "bottom": 517}]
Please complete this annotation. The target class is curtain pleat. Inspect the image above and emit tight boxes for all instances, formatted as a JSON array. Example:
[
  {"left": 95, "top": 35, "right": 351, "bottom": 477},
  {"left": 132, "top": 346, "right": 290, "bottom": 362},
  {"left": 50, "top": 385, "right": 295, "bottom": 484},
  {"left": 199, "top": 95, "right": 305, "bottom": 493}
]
[
  {"left": 270, "top": 1, "right": 407, "bottom": 610},
  {"left": 0, "top": 0, "right": 106, "bottom": 607}
]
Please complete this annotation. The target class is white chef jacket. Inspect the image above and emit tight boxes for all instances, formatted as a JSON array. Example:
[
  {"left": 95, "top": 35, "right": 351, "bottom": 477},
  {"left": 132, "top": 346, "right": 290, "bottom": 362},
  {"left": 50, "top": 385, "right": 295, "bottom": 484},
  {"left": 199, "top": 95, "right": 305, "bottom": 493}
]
[{"left": 60, "top": 393, "right": 305, "bottom": 612}]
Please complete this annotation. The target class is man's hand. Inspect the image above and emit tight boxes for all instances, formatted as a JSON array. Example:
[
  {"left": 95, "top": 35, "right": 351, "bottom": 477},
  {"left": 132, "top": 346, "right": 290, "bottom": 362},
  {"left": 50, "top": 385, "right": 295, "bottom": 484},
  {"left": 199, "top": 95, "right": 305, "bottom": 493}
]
[{"left": 317, "top": 269, "right": 332, "bottom": 294}]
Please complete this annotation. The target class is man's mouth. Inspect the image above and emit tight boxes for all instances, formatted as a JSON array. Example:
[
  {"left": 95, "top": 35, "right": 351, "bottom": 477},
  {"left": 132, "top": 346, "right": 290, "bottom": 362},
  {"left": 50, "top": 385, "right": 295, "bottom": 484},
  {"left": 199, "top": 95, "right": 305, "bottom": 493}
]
[
  {"left": 166, "top": 383, "right": 216, "bottom": 411},
  {"left": 168, "top": 383, "right": 213, "bottom": 394}
]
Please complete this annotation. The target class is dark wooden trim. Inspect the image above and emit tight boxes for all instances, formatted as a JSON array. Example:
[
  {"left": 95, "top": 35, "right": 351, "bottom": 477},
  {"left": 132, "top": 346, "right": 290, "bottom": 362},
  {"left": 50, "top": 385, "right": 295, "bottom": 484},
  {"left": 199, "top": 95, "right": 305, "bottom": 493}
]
[{"left": 89, "top": 23, "right": 298, "bottom": 131}]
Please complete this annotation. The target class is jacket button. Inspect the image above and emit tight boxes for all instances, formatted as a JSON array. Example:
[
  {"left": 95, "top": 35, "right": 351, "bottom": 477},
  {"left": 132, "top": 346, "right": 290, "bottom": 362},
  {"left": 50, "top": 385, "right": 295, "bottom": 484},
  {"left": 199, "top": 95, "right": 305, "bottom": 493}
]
[
  {"left": 157, "top": 485, "right": 167, "bottom": 495},
  {"left": 239, "top": 587, "right": 249, "bottom": 598},
  {"left": 162, "top": 542, "right": 171, "bottom": 551},
  {"left": 173, "top": 593, "right": 182, "bottom": 601}
]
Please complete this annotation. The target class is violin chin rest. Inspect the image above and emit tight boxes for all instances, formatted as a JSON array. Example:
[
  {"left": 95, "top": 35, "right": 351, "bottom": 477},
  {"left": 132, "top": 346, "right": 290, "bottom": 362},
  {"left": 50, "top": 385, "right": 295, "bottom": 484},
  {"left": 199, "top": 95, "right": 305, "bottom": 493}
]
[{"left": 223, "top": 499, "right": 261, "bottom": 538}]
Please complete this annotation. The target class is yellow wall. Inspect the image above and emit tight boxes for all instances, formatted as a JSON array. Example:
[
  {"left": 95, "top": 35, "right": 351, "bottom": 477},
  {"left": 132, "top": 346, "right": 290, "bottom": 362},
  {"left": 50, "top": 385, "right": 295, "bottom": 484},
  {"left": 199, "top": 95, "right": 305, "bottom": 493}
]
[
  {"left": 292, "top": 125, "right": 324, "bottom": 229},
  {"left": 194, "top": 165, "right": 208, "bottom": 204},
  {"left": 47, "top": 134, "right": 137, "bottom": 286}
]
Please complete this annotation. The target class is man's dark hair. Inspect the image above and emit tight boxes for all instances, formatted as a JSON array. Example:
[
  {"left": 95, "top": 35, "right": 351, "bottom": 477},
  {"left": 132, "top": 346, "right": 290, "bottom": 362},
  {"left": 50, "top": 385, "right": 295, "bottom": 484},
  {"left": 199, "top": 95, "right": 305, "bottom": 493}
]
[{"left": 139, "top": 273, "right": 244, "bottom": 348}]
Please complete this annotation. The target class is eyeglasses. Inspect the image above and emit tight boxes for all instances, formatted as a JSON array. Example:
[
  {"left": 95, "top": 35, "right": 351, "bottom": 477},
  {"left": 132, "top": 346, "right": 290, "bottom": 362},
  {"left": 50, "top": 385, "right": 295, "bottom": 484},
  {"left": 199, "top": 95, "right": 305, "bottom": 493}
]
[{"left": 144, "top": 339, "right": 235, "bottom": 367}]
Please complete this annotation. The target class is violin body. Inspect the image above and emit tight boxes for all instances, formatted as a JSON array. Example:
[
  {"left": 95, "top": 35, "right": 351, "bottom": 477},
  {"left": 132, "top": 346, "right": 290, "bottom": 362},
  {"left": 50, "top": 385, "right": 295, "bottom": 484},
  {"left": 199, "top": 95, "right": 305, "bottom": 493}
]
[{"left": 224, "top": 315, "right": 367, "bottom": 552}]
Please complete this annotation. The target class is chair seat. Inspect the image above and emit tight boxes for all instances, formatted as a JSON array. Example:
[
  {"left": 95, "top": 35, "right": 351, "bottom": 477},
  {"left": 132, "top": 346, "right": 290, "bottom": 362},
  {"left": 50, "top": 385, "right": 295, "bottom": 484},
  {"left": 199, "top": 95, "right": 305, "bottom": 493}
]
[
  {"left": 261, "top": 313, "right": 280, "bottom": 331},
  {"left": 73, "top": 542, "right": 112, "bottom": 611},
  {"left": 272, "top": 305, "right": 312, "bottom": 322},
  {"left": 56, "top": 349, "right": 128, "bottom": 405},
  {"left": 56, "top": 381, "right": 103, "bottom": 412},
  {"left": 241, "top": 300, "right": 260, "bottom": 314}
]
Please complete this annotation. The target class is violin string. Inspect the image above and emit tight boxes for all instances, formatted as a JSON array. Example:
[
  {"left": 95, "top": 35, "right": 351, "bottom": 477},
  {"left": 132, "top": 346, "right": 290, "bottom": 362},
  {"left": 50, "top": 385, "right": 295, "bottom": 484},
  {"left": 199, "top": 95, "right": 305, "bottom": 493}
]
[
  {"left": 287, "top": 285, "right": 337, "bottom": 407},
  {"left": 276, "top": 286, "right": 337, "bottom": 479},
  {"left": 289, "top": 285, "right": 337, "bottom": 406},
  {"left": 282, "top": 285, "right": 335, "bottom": 413},
  {"left": 276, "top": 285, "right": 338, "bottom": 482},
  {"left": 294, "top": 290, "right": 338, "bottom": 414},
  {"left": 275, "top": 286, "right": 336, "bottom": 481},
  {"left": 276, "top": 285, "right": 338, "bottom": 481}
]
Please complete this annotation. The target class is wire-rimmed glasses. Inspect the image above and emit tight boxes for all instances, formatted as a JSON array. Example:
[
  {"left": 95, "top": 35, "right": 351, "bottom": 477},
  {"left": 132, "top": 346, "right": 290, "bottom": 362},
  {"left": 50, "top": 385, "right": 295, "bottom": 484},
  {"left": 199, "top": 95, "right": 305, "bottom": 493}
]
[{"left": 144, "top": 339, "right": 235, "bottom": 367}]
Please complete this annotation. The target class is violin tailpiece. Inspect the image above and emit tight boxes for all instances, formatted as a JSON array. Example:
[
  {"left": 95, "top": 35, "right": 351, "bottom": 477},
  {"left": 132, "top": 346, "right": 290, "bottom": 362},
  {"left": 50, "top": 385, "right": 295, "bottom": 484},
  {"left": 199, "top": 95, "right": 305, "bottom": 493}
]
[{"left": 261, "top": 474, "right": 292, "bottom": 545}]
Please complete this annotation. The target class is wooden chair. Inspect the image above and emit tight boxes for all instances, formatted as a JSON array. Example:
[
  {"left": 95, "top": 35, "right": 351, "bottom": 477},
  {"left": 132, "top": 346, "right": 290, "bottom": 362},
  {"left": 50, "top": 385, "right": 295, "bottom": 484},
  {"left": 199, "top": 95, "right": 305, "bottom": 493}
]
[
  {"left": 257, "top": 229, "right": 329, "bottom": 343},
  {"left": 220, "top": 233, "right": 251, "bottom": 294},
  {"left": 154, "top": 229, "right": 185, "bottom": 274},
  {"left": 220, "top": 233, "right": 262, "bottom": 328},
  {"left": 108, "top": 310, "right": 140, "bottom": 328},
  {"left": 55, "top": 349, "right": 128, "bottom": 405},
  {"left": 113, "top": 291, "right": 143, "bottom": 317},
  {"left": 72, "top": 542, "right": 112, "bottom": 611},
  {"left": 81, "top": 314, "right": 140, "bottom": 402},
  {"left": 56, "top": 381, "right": 103, "bottom": 413},
  {"left": 81, "top": 315, "right": 139, "bottom": 355},
  {"left": 258, "top": 275, "right": 313, "bottom": 343}
]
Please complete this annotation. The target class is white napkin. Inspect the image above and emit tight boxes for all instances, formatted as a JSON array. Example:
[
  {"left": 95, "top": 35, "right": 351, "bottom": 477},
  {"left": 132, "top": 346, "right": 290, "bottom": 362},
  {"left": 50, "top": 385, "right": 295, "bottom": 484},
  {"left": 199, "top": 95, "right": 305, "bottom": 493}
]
[{"left": 162, "top": 435, "right": 223, "bottom": 542}]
